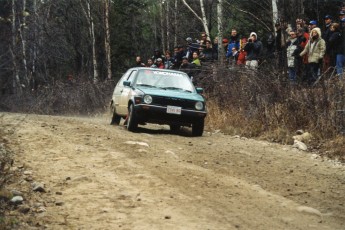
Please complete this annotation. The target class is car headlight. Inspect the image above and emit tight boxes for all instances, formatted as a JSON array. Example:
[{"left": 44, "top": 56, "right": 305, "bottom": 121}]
[
  {"left": 195, "top": 101, "right": 203, "bottom": 110},
  {"left": 143, "top": 95, "right": 152, "bottom": 104}
]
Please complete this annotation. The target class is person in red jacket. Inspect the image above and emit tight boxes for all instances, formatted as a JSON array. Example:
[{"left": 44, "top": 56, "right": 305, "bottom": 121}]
[{"left": 237, "top": 38, "right": 248, "bottom": 66}]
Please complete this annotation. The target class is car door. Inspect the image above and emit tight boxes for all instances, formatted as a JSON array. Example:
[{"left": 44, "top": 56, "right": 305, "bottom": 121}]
[
  {"left": 113, "top": 70, "right": 135, "bottom": 115},
  {"left": 117, "top": 70, "right": 138, "bottom": 114}
]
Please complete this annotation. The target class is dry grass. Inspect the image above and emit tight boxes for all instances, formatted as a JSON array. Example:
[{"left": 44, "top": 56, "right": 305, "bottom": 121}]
[{"left": 197, "top": 64, "right": 345, "bottom": 161}]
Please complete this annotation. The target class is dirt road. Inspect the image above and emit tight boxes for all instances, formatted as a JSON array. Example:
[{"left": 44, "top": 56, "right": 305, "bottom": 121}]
[{"left": 1, "top": 112, "right": 345, "bottom": 230}]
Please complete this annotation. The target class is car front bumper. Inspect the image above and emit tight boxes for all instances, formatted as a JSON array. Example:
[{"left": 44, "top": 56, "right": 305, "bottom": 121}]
[{"left": 134, "top": 104, "right": 207, "bottom": 126}]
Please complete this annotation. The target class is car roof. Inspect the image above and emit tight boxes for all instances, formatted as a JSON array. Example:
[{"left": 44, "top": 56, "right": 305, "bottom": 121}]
[{"left": 129, "top": 67, "right": 187, "bottom": 75}]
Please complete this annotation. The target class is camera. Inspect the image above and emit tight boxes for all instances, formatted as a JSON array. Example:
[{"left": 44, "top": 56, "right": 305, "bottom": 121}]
[{"left": 248, "top": 38, "right": 253, "bottom": 42}]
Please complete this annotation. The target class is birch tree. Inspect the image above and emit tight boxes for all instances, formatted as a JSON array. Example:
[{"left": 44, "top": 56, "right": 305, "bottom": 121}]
[
  {"left": 217, "top": 0, "right": 224, "bottom": 65},
  {"left": 18, "top": 0, "right": 29, "bottom": 86},
  {"left": 80, "top": 0, "right": 99, "bottom": 83},
  {"left": 104, "top": 0, "right": 111, "bottom": 80},
  {"left": 181, "top": 0, "right": 210, "bottom": 41},
  {"left": 11, "top": 0, "right": 21, "bottom": 94},
  {"left": 272, "top": 0, "right": 278, "bottom": 35}
]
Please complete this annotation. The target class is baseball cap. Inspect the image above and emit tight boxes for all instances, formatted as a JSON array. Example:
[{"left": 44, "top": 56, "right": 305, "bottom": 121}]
[
  {"left": 324, "top": 15, "right": 332, "bottom": 20},
  {"left": 186, "top": 37, "right": 192, "bottom": 43},
  {"left": 339, "top": 11, "right": 345, "bottom": 15},
  {"left": 341, "top": 18, "right": 345, "bottom": 23},
  {"left": 309, "top": 20, "right": 317, "bottom": 25}
]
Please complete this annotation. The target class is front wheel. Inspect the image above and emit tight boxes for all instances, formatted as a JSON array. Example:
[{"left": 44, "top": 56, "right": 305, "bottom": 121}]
[
  {"left": 192, "top": 119, "right": 204, "bottom": 137},
  {"left": 127, "top": 104, "right": 138, "bottom": 131}
]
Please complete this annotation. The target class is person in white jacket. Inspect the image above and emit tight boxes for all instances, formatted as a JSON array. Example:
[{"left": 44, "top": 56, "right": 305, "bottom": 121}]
[{"left": 300, "top": 27, "right": 326, "bottom": 85}]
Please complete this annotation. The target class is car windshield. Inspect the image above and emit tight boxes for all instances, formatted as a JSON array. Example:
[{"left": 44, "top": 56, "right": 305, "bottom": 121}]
[{"left": 135, "top": 69, "right": 195, "bottom": 93}]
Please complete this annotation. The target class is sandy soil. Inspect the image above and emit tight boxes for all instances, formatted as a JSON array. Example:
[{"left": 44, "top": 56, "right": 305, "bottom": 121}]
[{"left": 1, "top": 112, "right": 345, "bottom": 230}]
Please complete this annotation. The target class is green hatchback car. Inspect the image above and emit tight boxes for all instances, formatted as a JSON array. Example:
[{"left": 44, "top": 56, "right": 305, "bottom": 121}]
[{"left": 110, "top": 68, "right": 207, "bottom": 136}]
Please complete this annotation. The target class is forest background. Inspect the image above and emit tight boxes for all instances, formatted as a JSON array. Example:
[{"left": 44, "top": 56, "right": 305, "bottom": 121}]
[{"left": 0, "top": 0, "right": 344, "bottom": 161}]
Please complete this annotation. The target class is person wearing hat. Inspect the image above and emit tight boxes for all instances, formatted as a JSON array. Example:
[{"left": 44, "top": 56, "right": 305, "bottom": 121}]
[
  {"left": 300, "top": 27, "right": 326, "bottom": 85},
  {"left": 185, "top": 37, "right": 200, "bottom": 61},
  {"left": 339, "top": 11, "right": 345, "bottom": 21},
  {"left": 308, "top": 20, "right": 318, "bottom": 33},
  {"left": 243, "top": 32, "right": 263, "bottom": 69},
  {"left": 322, "top": 15, "right": 333, "bottom": 72}
]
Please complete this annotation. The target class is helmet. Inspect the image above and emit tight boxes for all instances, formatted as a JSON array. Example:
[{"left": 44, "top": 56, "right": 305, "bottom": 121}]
[{"left": 186, "top": 37, "right": 192, "bottom": 43}]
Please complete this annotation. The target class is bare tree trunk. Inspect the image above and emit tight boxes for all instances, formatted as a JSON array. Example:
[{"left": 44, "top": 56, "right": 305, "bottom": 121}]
[
  {"left": 181, "top": 0, "right": 210, "bottom": 40},
  {"left": 104, "top": 0, "right": 112, "bottom": 80},
  {"left": 217, "top": 0, "right": 224, "bottom": 65},
  {"left": 16, "top": 0, "right": 29, "bottom": 87},
  {"left": 81, "top": 0, "right": 99, "bottom": 83},
  {"left": 32, "top": 0, "right": 37, "bottom": 88},
  {"left": 166, "top": 0, "right": 170, "bottom": 51},
  {"left": 174, "top": 0, "right": 177, "bottom": 47},
  {"left": 11, "top": 0, "right": 21, "bottom": 94},
  {"left": 272, "top": 0, "right": 278, "bottom": 36},
  {"left": 160, "top": 1, "right": 166, "bottom": 53}
]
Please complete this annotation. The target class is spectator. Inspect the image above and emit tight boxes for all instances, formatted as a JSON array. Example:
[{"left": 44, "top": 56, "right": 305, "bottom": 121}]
[
  {"left": 266, "top": 32, "right": 275, "bottom": 59},
  {"left": 322, "top": 15, "right": 334, "bottom": 72},
  {"left": 156, "top": 58, "right": 165, "bottom": 69},
  {"left": 164, "top": 50, "right": 174, "bottom": 69},
  {"left": 336, "top": 18, "right": 345, "bottom": 78},
  {"left": 300, "top": 27, "right": 326, "bottom": 85},
  {"left": 308, "top": 20, "right": 318, "bottom": 32},
  {"left": 135, "top": 56, "right": 146, "bottom": 67},
  {"left": 296, "top": 27, "right": 309, "bottom": 81},
  {"left": 328, "top": 23, "right": 342, "bottom": 72},
  {"left": 179, "top": 56, "right": 193, "bottom": 78},
  {"left": 237, "top": 38, "right": 247, "bottom": 66},
  {"left": 286, "top": 30, "right": 299, "bottom": 83},
  {"left": 244, "top": 32, "right": 263, "bottom": 69},
  {"left": 199, "top": 32, "right": 208, "bottom": 46},
  {"left": 172, "top": 45, "right": 184, "bottom": 69},
  {"left": 226, "top": 29, "right": 240, "bottom": 60},
  {"left": 229, "top": 47, "right": 239, "bottom": 68},
  {"left": 151, "top": 49, "right": 165, "bottom": 64},
  {"left": 147, "top": 58, "right": 157, "bottom": 68},
  {"left": 339, "top": 11, "right": 345, "bottom": 21},
  {"left": 185, "top": 37, "right": 200, "bottom": 61},
  {"left": 199, "top": 40, "right": 214, "bottom": 62},
  {"left": 191, "top": 52, "right": 201, "bottom": 67},
  {"left": 212, "top": 37, "right": 219, "bottom": 60},
  {"left": 222, "top": 38, "right": 229, "bottom": 53}
]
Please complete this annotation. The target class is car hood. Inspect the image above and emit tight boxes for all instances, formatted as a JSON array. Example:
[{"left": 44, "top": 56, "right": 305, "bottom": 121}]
[{"left": 137, "top": 87, "right": 205, "bottom": 102}]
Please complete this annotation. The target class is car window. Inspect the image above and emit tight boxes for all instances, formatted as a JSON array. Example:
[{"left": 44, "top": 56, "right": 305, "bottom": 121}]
[
  {"left": 135, "top": 69, "right": 195, "bottom": 92},
  {"left": 117, "top": 70, "right": 137, "bottom": 87},
  {"left": 127, "top": 70, "right": 137, "bottom": 83}
]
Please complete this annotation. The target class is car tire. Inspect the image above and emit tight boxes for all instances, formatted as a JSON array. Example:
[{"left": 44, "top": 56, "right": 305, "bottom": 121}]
[
  {"left": 110, "top": 105, "right": 121, "bottom": 125},
  {"left": 127, "top": 104, "right": 138, "bottom": 131},
  {"left": 192, "top": 119, "right": 204, "bottom": 137},
  {"left": 170, "top": 125, "right": 181, "bottom": 133}
]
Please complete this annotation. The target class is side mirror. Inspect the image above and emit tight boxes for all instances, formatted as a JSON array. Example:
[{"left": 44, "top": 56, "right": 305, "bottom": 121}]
[
  {"left": 196, "top": 87, "right": 204, "bottom": 94},
  {"left": 123, "top": 81, "right": 131, "bottom": 86}
]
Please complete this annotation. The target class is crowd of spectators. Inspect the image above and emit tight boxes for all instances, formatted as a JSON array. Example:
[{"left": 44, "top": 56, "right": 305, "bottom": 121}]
[{"left": 134, "top": 7, "right": 345, "bottom": 85}]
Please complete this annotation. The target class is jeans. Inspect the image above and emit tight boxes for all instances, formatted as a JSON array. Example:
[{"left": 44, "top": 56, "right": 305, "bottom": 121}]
[
  {"left": 307, "top": 62, "right": 320, "bottom": 84},
  {"left": 288, "top": 67, "right": 296, "bottom": 82},
  {"left": 336, "top": 54, "right": 345, "bottom": 78}
]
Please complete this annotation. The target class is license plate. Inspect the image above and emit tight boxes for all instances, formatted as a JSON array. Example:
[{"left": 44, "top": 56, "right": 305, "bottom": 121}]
[{"left": 167, "top": 106, "right": 181, "bottom": 115}]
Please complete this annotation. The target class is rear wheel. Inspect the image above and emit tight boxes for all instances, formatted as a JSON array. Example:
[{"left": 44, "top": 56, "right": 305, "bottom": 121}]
[
  {"left": 192, "top": 119, "right": 204, "bottom": 137},
  {"left": 170, "top": 125, "right": 181, "bottom": 133},
  {"left": 127, "top": 104, "right": 138, "bottom": 131},
  {"left": 110, "top": 104, "right": 121, "bottom": 125}
]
